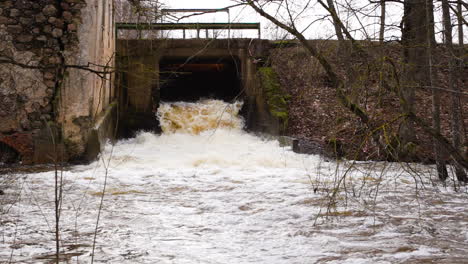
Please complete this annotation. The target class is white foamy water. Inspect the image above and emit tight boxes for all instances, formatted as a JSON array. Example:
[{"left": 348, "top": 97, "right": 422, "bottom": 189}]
[
  {"left": 1, "top": 100, "right": 467, "bottom": 263},
  {"left": 157, "top": 99, "right": 244, "bottom": 134}
]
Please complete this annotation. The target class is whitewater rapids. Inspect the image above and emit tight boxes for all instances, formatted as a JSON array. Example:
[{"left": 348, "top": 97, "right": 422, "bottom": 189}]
[{"left": 1, "top": 100, "right": 467, "bottom": 263}]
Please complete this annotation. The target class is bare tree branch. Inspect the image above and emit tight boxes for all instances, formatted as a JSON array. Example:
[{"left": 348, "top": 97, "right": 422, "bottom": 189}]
[{"left": 0, "top": 55, "right": 114, "bottom": 78}]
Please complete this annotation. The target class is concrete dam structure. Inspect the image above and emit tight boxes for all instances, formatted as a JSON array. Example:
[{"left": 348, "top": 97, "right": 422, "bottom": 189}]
[
  {"left": 116, "top": 39, "right": 282, "bottom": 139},
  {"left": 0, "top": 0, "right": 285, "bottom": 165}
]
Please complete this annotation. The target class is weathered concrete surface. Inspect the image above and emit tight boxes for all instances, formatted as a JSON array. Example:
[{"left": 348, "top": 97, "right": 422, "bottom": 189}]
[
  {"left": 84, "top": 101, "right": 118, "bottom": 162},
  {"left": 59, "top": 0, "right": 116, "bottom": 160},
  {"left": 116, "top": 39, "right": 283, "bottom": 136}
]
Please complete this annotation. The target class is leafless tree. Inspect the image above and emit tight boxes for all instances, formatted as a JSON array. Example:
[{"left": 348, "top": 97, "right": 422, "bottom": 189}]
[
  {"left": 441, "top": 0, "right": 467, "bottom": 182},
  {"left": 427, "top": 0, "right": 448, "bottom": 181},
  {"left": 239, "top": 0, "right": 467, "bottom": 177}
]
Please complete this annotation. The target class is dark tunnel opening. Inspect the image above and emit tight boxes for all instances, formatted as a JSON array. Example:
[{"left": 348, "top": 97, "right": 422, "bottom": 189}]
[{"left": 159, "top": 56, "right": 242, "bottom": 102}]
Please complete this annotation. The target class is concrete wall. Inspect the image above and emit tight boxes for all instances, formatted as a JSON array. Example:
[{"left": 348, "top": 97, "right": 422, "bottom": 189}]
[
  {"left": 0, "top": 0, "right": 116, "bottom": 164},
  {"left": 116, "top": 39, "right": 281, "bottom": 136},
  {"left": 59, "top": 0, "right": 116, "bottom": 160}
]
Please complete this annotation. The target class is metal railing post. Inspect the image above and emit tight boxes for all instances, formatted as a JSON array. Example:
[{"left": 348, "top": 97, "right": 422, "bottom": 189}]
[{"left": 227, "top": 10, "right": 231, "bottom": 39}]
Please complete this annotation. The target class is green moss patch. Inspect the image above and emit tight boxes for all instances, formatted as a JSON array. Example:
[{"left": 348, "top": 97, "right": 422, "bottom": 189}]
[{"left": 258, "top": 67, "right": 290, "bottom": 132}]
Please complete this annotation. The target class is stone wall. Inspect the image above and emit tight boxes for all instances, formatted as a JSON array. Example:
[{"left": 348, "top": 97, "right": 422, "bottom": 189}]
[{"left": 0, "top": 0, "right": 115, "bottom": 164}]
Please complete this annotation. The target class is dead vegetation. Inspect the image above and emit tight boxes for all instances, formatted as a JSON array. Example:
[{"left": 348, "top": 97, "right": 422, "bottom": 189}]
[{"left": 269, "top": 42, "right": 467, "bottom": 163}]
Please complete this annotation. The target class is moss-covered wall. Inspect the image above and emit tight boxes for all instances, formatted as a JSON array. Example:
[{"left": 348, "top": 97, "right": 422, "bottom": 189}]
[{"left": 257, "top": 67, "right": 290, "bottom": 134}]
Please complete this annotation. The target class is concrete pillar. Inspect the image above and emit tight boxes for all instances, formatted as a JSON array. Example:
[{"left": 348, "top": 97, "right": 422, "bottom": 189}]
[{"left": 126, "top": 55, "right": 157, "bottom": 112}]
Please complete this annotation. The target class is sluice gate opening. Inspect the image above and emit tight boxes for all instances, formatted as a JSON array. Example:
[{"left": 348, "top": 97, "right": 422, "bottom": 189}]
[{"left": 159, "top": 57, "right": 242, "bottom": 102}]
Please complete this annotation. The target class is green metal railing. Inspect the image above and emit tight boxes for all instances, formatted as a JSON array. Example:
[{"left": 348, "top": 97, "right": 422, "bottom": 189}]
[{"left": 116, "top": 22, "right": 261, "bottom": 39}]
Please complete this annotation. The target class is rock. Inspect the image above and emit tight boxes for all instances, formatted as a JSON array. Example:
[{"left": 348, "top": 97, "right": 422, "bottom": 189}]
[
  {"left": 63, "top": 11, "right": 73, "bottom": 22},
  {"left": 40, "top": 114, "right": 51, "bottom": 121},
  {"left": 36, "top": 35, "right": 47, "bottom": 42},
  {"left": 61, "top": 3, "right": 70, "bottom": 10},
  {"left": 32, "top": 121, "right": 42, "bottom": 129},
  {"left": 43, "top": 25, "right": 52, "bottom": 34},
  {"left": 41, "top": 104, "right": 52, "bottom": 113},
  {"left": 67, "top": 23, "right": 77, "bottom": 32},
  {"left": 52, "top": 28, "right": 63, "bottom": 38},
  {"left": 6, "top": 18, "right": 17, "bottom": 25},
  {"left": 32, "top": 27, "right": 40, "bottom": 34},
  {"left": 3, "top": 1, "right": 13, "bottom": 8},
  {"left": 42, "top": 48, "right": 54, "bottom": 54},
  {"left": 35, "top": 13, "right": 46, "bottom": 23},
  {"left": 9, "top": 9, "right": 19, "bottom": 17},
  {"left": 6, "top": 25, "right": 22, "bottom": 33},
  {"left": 48, "top": 56, "right": 61, "bottom": 64},
  {"left": 0, "top": 16, "right": 9, "bottom": 24},
  {"left": 42, "top": 5, "right": 57, "bottom": 16},
  {"left": 16, "top": 95, "right": 27, "bottom": 104},
  {"left": 48, "top": 17, "right": 56, "bottom": 23},
  {"left": 46, "top": 88, "right": 54, "bottom": 95},
  {"left": 32, "top": 102, "right": 41, "bottom": 111},
  {"left": 43, "top": 72, "right": 55, "bottom": 80},
  {"left": 15, "top": 0, "right": 31, "bottom": 9},
  {"left": 53, "top": 19, "right": 64, "bottom": 29},
  {"left": 13, "top": 43, "right": 26, "bottom": 51},
  {"left": 20, "top": 119, "right": 31, "bottom": 130},
  {"left": 45, "top": 80, "right": 56, "bottom": 88},
  {"left": 46, "top": 38, "right": 58, "bottom": 47},
  {"left": 3, "top": 35, "right": 13, "bottom": 42},
  {"left": 19, "top": 17, "right": 33, "bottom": 25},
  {"left": 28, "top": 111, "right": 40, "bottom": 121},
  {"left": 292, "top": 138, "right": 336, "bottom": 160},
  {"left": 16, "top": 35, "right": 33, "bottom": 43}
]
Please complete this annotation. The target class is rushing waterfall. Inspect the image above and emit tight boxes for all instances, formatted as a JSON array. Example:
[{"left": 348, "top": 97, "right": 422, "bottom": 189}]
[
  {"left": 157, "top": 99, "right": 244, "bottom": 134},
  {"left": 110, "top": 99, "right": 319, "bottom": 170}
]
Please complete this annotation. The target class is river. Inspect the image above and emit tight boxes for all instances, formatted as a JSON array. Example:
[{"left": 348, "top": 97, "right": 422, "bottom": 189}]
[{"left": 1, "top": 100, "right": 467, "bottom": 263}]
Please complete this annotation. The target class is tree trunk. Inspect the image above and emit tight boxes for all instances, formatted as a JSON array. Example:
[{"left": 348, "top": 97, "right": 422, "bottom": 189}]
[
  {"left": 378, "top": 0, "right": 386, "bottom": 107},
  {"left": 429, "top": 0, "right": 448, "bottom": 181},
  {"left": 400, "top": 0, "right": 431, "bottom": 154},
  {"left": 326, "top": 0, "right": 344, "bottom": 42},
  {"left": 456, "top": 0, "right": 467, "bottom": 160},
  {"left": 325, "top": 0, "right": 359, "bottom": 105},
  {"left": 442, "top": 0, "right": 467, "bottom": 182},
  {"left": 379, "top": 0, "right": 386, "bottom": 43}
]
